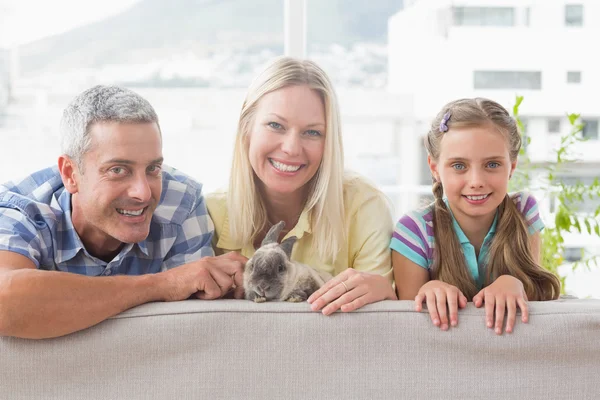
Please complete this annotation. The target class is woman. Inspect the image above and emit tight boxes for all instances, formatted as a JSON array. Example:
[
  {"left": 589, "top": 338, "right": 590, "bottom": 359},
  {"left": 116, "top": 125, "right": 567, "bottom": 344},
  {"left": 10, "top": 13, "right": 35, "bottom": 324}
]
[{"left": 206, "top": 56, "right": 396, "bottom": 315}]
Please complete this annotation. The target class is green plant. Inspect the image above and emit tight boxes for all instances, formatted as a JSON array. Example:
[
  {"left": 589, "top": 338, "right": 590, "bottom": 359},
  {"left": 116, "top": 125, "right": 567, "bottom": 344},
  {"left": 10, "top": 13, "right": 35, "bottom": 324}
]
[{"left": 510, "top": 96, "right": 600, "bottom": 293}]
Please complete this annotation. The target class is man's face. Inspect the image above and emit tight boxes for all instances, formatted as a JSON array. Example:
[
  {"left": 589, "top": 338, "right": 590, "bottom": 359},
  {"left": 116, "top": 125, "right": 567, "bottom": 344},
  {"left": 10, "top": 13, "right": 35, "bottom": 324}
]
[{"left": 64, "top": 121, "right": 163, "bottom": 258}]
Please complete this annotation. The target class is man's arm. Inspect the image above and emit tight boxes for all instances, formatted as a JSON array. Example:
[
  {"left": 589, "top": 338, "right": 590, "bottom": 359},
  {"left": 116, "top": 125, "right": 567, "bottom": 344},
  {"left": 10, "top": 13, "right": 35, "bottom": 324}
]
[{"left": 0, "top": 251, "right": 246, "bottom": 339}]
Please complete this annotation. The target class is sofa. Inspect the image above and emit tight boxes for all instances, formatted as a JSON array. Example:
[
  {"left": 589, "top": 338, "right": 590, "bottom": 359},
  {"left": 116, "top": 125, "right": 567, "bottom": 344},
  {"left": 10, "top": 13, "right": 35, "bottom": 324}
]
[{"left": 2, "top": 298, "right": 600, "bottom": 400}]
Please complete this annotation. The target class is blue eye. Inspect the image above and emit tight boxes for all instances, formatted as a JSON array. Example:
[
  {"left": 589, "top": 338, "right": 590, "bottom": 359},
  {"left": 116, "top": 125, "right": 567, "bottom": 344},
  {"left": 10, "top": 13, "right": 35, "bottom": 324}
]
[
  {"left": 487, "top": 161, "right": 500, "bottom": 168},
  {"left": 452, "top": 163, "right": 466, "bottom": 171},
  {"left": 268, "top": 122, "right": 283, "bottom": 130},
  {"left": 305, "top": 130, "right": 322, "bottom": 137}
]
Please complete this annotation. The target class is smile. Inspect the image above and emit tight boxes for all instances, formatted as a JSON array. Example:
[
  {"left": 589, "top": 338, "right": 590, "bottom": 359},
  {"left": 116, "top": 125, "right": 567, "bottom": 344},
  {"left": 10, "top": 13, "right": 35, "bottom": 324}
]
[
  {"left": 269, "top": 158, "right": 303, "bottom": 172},
  {"left": 116, "top": 207, "right": 146, "bottom": 216},
  {"left": 464, "top": 194, "right": 490, "bottom": 201}
]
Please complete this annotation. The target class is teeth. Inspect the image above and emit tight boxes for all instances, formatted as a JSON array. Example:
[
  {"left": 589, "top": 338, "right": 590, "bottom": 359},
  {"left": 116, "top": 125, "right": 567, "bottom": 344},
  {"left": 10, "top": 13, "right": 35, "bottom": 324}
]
[
  {"left": 117, "top": 208, "right": 144, "bottom": 216},
  {"left": 270, "top": 159, "right": 301, "bottom": 172},
  {"left": 466, "top": 194, "right": 489, "bottom": 201}
]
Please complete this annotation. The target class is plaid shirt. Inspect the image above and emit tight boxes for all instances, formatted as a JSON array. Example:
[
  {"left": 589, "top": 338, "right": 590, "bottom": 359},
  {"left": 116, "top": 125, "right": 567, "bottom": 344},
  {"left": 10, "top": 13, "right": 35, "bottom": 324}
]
[{"left": 0, "top": 165, "right": 214, "bottom": 276}]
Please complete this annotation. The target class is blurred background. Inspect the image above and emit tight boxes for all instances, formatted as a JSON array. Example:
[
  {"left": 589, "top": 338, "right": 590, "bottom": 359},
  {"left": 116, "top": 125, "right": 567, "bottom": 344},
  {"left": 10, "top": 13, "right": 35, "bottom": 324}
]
[{"left": 0, "top": 0, "right": 598, "bottom": 297}]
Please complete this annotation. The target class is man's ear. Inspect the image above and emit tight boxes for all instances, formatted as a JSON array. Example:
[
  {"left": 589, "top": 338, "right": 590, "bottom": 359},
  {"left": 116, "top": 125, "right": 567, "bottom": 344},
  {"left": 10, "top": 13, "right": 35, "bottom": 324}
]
[
  {"left": 58, "top": 155, "right": 80, "bottom": 194},
  {"left": 427, "top": 155, "right": 439, "bottom": 182}
]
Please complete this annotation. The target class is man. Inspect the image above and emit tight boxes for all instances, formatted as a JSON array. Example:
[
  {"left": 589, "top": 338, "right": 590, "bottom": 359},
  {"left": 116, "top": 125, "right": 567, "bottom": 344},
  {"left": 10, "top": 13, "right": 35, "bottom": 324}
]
[{"left": 0, "top": 85, "right": 245, "bottom": 339}]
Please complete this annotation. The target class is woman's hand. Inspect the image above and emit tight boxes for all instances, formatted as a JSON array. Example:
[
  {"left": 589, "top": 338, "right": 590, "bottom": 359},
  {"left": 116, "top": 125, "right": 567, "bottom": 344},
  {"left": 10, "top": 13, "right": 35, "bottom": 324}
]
[
  {"left": 472, "top": 275, "right": 529, "bottom": 335},
  {"left": 415, "top": 280, "right": 468, "bottom": 330},
  {"left": 307, "top": 268, "right": 397, "bottom": 316}
]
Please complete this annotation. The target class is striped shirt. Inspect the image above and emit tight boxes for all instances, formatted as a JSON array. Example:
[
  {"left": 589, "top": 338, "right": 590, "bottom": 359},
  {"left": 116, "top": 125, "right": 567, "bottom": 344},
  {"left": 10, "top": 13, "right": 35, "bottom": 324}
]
[
  {"left": 0, "top": 165, "right": 214, "bottom": 276},
  {"left": 390, "top": 192, "right": 544, "bottom": 288}
]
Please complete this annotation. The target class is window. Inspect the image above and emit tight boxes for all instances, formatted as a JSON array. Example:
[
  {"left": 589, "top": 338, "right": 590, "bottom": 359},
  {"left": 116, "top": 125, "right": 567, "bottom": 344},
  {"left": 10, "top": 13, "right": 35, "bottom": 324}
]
[
  {"left": 473, "top": 71, "right": 542, "bottom": 90},
  {"left": 523, "top": 7, "right": 530, "bottom": 26},
  {"left": 564, "top": 247, "right": 584, "bottom": 262},
  {"left": 453, "top": 7, "right": 515, "bottom": 26},
  {"left": 0, "top": 1, "right": 284, "bottom": 189},
  {"left": 520, "top": 117, "right": 530, "bottom": 152},
  {"left": 419, "top": 139, "right": 432, "bottom": 185},
  {"left": 565, "top": 4, "right": 584, "bottom": 26},
  {"left": 567, "top": 71, "right": 581, "bottom": 84},
  {"left": 548, "top": 118, "right": 561, "bottom": 134},
  {"left": 556, "top": 176, "right": 600, "bottom": 214},
  {"left": 582, "top": 119, "right": 599, "bottom": 140}
]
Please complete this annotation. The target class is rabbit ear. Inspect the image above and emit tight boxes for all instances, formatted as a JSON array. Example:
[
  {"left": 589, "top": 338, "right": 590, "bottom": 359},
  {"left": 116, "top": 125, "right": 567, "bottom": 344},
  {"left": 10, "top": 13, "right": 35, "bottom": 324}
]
[
  {"left": 261, "top": 221, "right": 286, "bottom": 246},
  {"left": 279, "top": 236, "right": 297, "bottom": 259}
]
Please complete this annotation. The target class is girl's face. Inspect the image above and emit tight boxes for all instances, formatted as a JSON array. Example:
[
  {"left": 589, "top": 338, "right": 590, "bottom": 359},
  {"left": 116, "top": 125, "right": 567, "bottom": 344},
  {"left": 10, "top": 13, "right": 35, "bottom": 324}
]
[
  {"left": 428, "top": 125, "right": 517, "bottom": 224},
  {"left": 247, "top": 84, "right": 326, "bottom": 200}
]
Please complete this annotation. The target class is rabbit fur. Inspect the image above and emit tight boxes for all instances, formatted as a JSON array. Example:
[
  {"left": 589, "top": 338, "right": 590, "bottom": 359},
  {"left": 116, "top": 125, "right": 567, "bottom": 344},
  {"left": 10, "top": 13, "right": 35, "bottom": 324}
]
[{"left": 244, "top": 221, "right": 332, "bottom": 303}]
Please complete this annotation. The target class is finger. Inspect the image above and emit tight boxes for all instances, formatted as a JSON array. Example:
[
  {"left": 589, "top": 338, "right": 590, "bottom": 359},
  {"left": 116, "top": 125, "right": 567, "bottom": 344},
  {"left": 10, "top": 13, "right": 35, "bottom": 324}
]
[
  {"left": 230, "top": 267, "right": 244, "bottom": 290},
  {"left": 447, "top": 292, "right": 459, "bottom": 327},
  {"left": 435, "top": 291, "right": 449, "bottom": 330},
  {"left": 473, "top": 289, "right": 484, "bottom": 308},
  {"left": 340, "top": 293, "right": 370, "bottom": 313},
  {"left": 322, "top": 286, "right": 364, "bottom": 316},
  {"left": 425, "top": 293, "right": 440, "bottom": 327},
  {"left": 414, "top": 293, "right": 425, "bottom": 312},
  {"left": 494, "top": 296, "right": 506, "bottom": 335},
  {"left": 196, "top": 275, "right": 222, "bottom": 300},
  {"left": 505, "top": 298, "right": 517, "bottom": 333},
  {"left": 215, "top": 259, "right": 245, "bottom": 278},
  {"left": 311, "top": 280, "right": 351, "bottom": 311},
  {"left": 484, "top": 294, "right": 495, "bottom": 329},
  {"left": 308, "top": 269, "right": 353, "bottom": 303},
  {"left": 233, "top": 281, "right": 245, "bottom": 299},
  {"left": 459, "top": 292, "right": 468, "bottom": 309},
  {"left": 518, "top": 298, "right": 529, "bottom": 323},
  {"left": 209, "top": 267, "right": 235, "bottom": 297}
]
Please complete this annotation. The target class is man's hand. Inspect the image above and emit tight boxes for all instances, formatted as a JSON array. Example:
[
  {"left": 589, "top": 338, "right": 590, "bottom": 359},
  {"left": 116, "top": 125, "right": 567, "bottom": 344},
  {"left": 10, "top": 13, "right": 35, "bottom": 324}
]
[{"left": 160, "top": 252, "right": 247, "bottom": 301}]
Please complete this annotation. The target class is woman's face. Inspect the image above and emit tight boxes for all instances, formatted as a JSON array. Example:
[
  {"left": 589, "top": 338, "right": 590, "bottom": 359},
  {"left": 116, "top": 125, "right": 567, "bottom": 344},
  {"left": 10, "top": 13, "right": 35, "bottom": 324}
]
[{"left": 247, "top": 84, "right": 326, "bottom": 199}]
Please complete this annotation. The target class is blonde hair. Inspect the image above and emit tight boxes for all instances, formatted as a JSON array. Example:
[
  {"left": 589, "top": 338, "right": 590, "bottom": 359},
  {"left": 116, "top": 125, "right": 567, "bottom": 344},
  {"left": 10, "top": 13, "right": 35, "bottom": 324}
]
[
  {"left": 425, "top": 98, "right": 560, "bottom": 300},
  {"left": 227, "top": 56, "right": 345, "bottom": 262}
]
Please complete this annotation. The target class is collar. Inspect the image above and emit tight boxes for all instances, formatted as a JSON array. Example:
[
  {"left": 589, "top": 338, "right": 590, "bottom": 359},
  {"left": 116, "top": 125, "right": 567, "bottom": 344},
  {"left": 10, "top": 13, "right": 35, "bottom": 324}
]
[
  {"left": 55, "top": 189, "right": 150, "bottom": 264},
  {"left": 444, "top": 198, "right": 498, "bottom": 245}
]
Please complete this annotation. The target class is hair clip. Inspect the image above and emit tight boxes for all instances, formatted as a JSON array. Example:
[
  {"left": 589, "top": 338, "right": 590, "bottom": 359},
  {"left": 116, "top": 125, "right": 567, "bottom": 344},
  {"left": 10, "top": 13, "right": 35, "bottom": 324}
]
[{"left": 439, "top": 112, "right": 451, "bottom": 133}]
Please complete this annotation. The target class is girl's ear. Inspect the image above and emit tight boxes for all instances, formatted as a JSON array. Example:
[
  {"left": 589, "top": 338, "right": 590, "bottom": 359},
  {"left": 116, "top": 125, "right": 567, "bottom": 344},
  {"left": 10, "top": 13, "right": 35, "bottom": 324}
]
[
  {"left": 428, "top": 155, "right": 440, "bottom": 182},
  {"left": 509, "top": 159, "right": 518, "bottom": 179}
]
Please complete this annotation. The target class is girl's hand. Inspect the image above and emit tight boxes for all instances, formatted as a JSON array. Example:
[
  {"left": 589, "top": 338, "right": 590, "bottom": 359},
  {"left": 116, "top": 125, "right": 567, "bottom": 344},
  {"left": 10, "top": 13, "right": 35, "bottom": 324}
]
[
  {"left": 415, "top": 280, "right": 468, "bottom": 330},
  {"left": 307, "top": 268, "right": 397, "bottom": 316},
  {"left": 472, "top": 275, "right": 529, "bottom": 335}
]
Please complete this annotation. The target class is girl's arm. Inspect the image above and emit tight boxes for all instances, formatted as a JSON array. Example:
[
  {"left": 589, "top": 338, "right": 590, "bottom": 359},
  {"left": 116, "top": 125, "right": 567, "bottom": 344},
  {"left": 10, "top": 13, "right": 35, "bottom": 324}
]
[{"left": 392, "top": 251, "right": 429, "bottom": 300}]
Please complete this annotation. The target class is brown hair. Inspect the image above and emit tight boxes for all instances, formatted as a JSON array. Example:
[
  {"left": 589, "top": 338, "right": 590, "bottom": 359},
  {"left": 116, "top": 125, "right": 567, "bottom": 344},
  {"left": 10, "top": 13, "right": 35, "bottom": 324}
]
[{"left": 425, "top": 98, "right": 560, "bottom": 300}]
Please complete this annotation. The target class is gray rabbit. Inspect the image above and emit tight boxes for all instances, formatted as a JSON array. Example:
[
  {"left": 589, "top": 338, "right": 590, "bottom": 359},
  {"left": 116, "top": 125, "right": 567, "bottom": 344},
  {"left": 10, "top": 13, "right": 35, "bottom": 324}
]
[{"left": 244, "top": 221, "right": 333, "bottom": 303}]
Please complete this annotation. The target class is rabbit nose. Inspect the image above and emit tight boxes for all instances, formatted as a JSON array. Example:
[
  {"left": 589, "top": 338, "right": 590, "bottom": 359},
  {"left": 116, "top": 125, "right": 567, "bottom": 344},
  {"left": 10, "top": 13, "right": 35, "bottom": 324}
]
[{"left": 258, "top": 284, "right": 270, "bottom": 293}]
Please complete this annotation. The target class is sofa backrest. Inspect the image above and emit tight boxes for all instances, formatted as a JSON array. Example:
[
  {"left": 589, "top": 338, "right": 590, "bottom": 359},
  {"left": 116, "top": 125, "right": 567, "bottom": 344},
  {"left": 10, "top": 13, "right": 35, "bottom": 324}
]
[{"left": 2, "top": 299, "right": 599, "bottom": 399}]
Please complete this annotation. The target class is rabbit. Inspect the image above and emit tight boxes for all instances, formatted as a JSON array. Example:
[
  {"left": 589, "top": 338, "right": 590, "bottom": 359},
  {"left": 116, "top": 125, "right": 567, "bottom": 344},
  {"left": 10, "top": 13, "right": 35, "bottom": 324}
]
[{"left": 244, "top": 221, "right": 333, "bottom": 303}]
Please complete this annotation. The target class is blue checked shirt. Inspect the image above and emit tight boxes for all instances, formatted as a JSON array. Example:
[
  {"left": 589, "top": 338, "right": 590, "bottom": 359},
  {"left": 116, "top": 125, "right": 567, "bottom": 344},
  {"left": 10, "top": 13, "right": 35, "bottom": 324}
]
[{"left": 0, "top": 165, "right": 214, "bottom": 276}]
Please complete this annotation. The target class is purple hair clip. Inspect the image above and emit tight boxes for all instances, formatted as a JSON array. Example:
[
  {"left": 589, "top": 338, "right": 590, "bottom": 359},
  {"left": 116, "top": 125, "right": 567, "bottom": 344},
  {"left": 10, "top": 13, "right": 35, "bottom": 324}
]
[{"left": 439, "top": 112, "right": 451, "bottom": 133}]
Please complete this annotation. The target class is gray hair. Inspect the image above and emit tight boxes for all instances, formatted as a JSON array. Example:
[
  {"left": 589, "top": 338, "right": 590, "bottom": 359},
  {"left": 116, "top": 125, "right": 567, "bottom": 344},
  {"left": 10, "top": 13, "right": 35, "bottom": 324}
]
[{"left": 60, "top": 85, "right": 160, "bottom": 166}]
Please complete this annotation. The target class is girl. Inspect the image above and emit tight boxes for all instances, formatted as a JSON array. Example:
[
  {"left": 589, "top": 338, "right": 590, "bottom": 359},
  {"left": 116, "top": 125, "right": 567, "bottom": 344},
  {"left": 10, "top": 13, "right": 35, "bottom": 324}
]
[
  {"left": 207, "top": 57, "right": 397, "bottom": 315},
  {"left": 391, "top": 98, "right": 560, "bottom": 335}
]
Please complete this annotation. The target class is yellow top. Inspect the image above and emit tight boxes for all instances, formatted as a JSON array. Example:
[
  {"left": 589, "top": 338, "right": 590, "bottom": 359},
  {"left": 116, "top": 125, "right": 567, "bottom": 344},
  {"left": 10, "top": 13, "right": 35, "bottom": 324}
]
[{"left": 206, "top": 178, "right": 393, "bottom": 281}]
